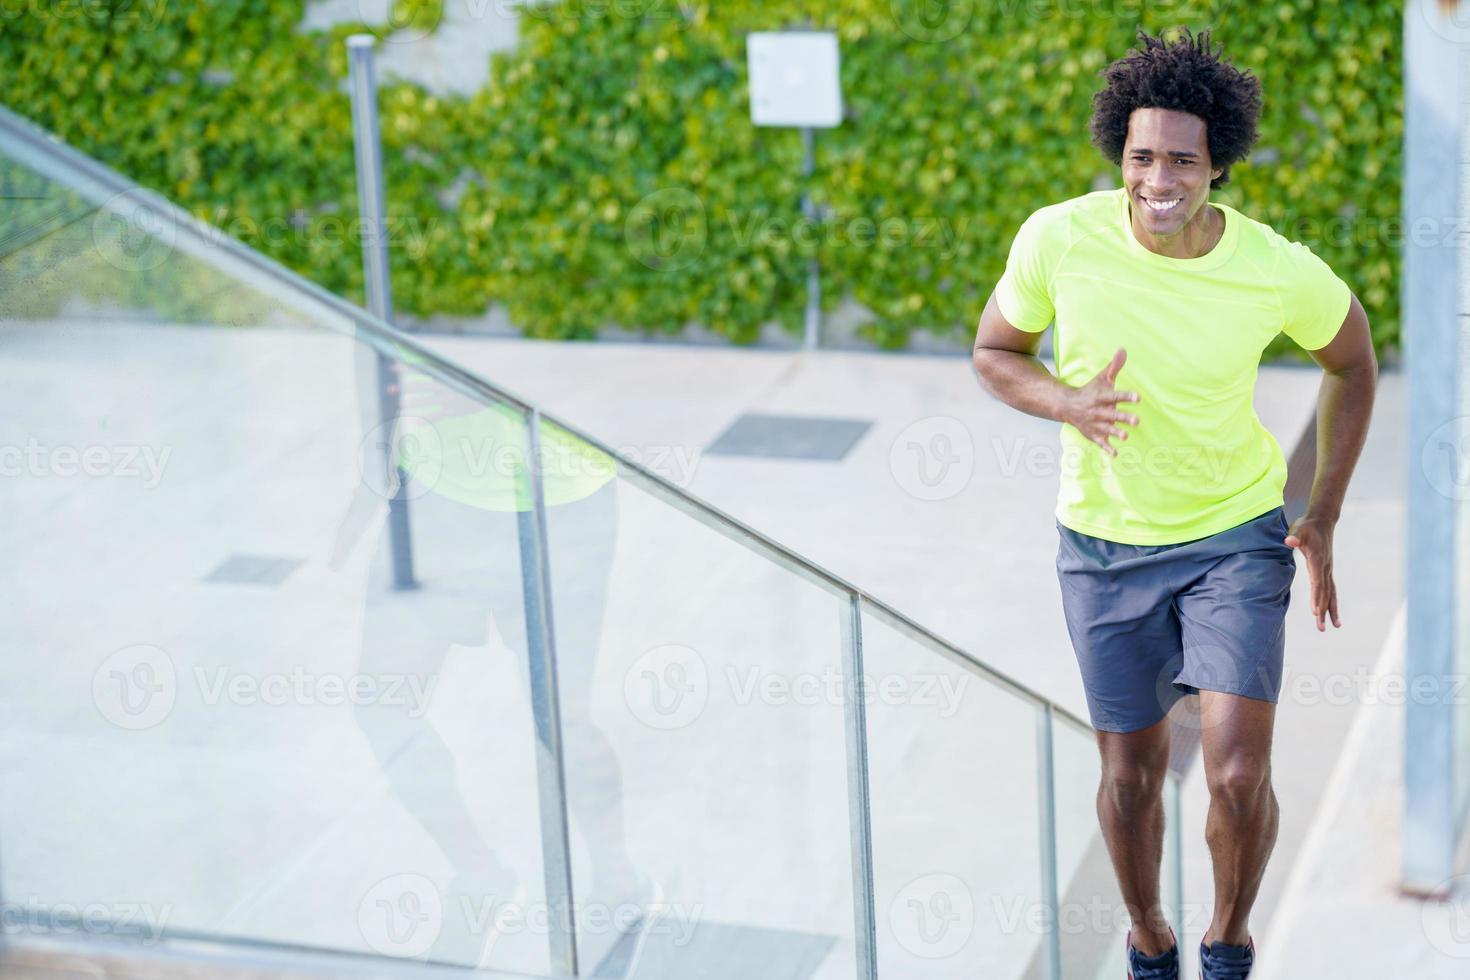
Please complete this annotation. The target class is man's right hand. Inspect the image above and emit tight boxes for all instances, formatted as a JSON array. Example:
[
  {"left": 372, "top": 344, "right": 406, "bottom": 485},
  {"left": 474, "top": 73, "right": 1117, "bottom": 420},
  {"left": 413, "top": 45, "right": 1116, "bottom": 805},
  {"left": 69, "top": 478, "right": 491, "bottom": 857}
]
[{"left": 1063, "top": 347, "right": 1141, "bottom": 457}]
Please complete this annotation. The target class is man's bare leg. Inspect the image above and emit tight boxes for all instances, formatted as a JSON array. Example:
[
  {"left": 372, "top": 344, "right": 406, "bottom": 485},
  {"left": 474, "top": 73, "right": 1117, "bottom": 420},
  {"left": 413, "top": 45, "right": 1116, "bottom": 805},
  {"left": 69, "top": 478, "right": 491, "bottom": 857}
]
[
  {"left": 1095, "top": 713, "right": 1176, "bottom": 956},
  {"left": 1198, "top": 691, "right": 1279, "bottom": 948}
]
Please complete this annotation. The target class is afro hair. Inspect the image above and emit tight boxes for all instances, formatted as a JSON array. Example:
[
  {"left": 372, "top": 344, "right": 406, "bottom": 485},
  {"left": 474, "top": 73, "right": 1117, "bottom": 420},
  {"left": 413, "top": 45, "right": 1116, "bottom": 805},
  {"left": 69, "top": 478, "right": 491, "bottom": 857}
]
[{"left": 1090, "top": 28, "right": 1264, "bottom": 189}]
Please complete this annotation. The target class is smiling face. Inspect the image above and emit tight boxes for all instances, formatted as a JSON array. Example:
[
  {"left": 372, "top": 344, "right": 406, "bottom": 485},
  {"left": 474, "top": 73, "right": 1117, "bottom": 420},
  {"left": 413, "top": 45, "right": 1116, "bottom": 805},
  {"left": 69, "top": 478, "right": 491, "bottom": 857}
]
[{"left": 1122, "top": 107, "right": 1225, "bottom": 253}]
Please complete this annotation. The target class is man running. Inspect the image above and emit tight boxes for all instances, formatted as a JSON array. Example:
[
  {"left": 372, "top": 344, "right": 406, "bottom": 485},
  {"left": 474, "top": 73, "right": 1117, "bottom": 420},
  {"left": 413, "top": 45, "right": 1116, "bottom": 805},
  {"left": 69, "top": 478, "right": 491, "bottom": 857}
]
[{"left": 971, "top": 28, "right": 1377, "bottom": 980}]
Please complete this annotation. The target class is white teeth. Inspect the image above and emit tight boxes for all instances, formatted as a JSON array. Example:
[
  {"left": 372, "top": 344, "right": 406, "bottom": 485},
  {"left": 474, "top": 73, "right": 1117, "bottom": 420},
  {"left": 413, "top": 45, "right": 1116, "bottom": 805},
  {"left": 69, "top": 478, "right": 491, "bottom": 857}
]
[{"left": 1144, "top": 197, "right": 1181, "bottom": 212}]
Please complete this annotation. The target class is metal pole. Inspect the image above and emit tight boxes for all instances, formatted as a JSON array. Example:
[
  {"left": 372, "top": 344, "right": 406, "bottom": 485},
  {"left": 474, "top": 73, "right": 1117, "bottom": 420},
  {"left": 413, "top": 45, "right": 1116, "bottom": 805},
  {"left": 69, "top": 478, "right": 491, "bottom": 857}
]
[
  {"left": 840, "top": 596, "right": 878, "bottom": 980},
  {"left": 1401, "top": 0, "right": 1463, "bottom": 894},
  {"left": 802, "top": 126, "right": 822, "bottom": 350},
  {"left": 518, "top": 408, "right": 580, "bottom": 975},
  {"left": 1035, "top": 704, "right": 1062, "bottom": 980},
  {"left": 1165, "top": 776, "right": 1184, "bottom": 946},
  {"left": 348, "top": 34, "right": 416, "bottom": 591}
]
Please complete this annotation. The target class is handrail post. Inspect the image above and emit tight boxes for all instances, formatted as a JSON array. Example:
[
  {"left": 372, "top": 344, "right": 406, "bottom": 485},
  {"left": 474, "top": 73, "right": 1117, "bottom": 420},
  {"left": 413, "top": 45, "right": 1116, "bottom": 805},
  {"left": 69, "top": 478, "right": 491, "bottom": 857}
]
[
  {"left": 840, "top": 595, "right": 879, "bottom": 980},
  {"left": 518, "top": 408, "right": 579, "bottom": 975},
  {"left": 1035, "top": 704, "right": 1062, "bottom": 980},
  {"left": 347, "top": 34, "right": 416, "bottom": 591},
  {"left": 1165, "top": 775, "right": 1184, "bottom": 947}
]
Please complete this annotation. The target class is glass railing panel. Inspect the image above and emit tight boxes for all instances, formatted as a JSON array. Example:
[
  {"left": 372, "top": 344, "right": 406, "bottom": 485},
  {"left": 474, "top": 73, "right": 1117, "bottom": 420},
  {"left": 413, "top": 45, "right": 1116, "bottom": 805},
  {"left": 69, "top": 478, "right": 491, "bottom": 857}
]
[
  {"left": 0, "top": 304, "right": 553, "bottom": 972},
  {"left": 1051, "top": 714, "right": 1180, "bottom": 980},
  {"left": 860, "top": 606, "right": 1047, "bottom": 978},
  {"left": 0, "top": 104, "right": 1192, "bottom": 980},
  {"left": 1051, "top": 715, "right": 1111, "bottom": 977},
  {"left": 0, "top": 147, "right": 320, "bottom": 331},
  {"left": 535, "top": 440, "right": 861, "bottom": 978}
]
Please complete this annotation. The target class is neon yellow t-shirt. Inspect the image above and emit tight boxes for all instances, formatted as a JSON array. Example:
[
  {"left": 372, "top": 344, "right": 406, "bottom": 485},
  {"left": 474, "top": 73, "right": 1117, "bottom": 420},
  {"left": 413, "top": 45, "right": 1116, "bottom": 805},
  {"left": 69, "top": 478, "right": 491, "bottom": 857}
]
[{"left": 994, "top": 187, "right": 1350, "bottom": 545}]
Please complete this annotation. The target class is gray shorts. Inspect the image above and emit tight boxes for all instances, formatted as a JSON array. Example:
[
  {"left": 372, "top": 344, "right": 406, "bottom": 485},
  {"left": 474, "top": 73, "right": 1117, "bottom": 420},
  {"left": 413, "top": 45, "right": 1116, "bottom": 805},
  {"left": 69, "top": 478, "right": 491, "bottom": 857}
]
[{"left": 1055, "top": 506, "right": 1296, "bottom": 734}]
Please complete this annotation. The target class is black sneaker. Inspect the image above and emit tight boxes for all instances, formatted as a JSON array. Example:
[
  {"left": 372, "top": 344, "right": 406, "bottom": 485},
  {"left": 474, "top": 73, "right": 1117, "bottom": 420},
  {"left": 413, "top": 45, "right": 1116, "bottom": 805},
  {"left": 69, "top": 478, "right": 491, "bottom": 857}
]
[
  {"left": 1198, "top": 935, "right": 1255, "bottom": 979},
  {"left": 1127, "top": 926, "right": 1179, "bottom": 980}
]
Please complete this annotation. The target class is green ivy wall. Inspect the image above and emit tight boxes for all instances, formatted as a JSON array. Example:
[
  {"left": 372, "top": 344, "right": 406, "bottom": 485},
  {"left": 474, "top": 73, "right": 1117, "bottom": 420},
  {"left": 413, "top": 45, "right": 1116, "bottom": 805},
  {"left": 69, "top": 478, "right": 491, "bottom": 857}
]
[{"left": 0, "top": 0, "right": 1401, "bottom": 356}]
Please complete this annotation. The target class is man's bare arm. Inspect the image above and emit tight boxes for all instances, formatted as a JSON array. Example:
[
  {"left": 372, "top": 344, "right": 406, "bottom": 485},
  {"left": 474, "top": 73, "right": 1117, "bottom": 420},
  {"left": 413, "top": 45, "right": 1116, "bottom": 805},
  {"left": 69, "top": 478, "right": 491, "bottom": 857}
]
[
  {"left": 1300, "top": 291, "right": 1378, "bottom": 524},
  {"left": 971, "top": 291, "right": 1141, "bottom": 456},
  {"left": 970, "top": 292, "right": 1071, "bottom": 421},
  {"left": 1282, "top": 290, "right": 1377, "bottom": 631}
]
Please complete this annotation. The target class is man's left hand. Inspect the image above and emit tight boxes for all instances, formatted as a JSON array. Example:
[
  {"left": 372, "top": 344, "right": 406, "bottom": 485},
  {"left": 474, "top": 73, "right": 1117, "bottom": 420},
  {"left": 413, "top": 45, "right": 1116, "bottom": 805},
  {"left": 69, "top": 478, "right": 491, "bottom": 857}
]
[{"left": 1284, "top": 514, "right": 1340, "bottom": 631}]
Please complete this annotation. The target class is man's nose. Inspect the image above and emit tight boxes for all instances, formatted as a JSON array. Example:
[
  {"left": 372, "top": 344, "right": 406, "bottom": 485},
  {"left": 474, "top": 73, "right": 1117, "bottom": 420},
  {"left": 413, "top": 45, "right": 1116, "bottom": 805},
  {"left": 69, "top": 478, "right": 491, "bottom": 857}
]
[{"left": 1145, "top": 161, "right": 1177, "bottom": 192}]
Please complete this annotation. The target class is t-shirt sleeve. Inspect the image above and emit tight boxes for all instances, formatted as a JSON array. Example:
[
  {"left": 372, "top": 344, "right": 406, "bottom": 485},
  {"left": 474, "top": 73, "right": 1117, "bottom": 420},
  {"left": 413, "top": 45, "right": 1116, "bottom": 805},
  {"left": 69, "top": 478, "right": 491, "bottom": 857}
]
[
  {"left": 993, "top": 208, "right": 1060, "bottom": 333},
  {"left": 1278, "top": 240, "right": 1351, "bottom": 351}
]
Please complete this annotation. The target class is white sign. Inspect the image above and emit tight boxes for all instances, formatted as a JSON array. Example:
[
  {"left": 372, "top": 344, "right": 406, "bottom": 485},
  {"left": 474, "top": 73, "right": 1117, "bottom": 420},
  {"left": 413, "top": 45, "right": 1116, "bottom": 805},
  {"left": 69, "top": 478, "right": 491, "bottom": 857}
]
[{"left": 747, "top": 31, "right": 843, "bottom": 129}]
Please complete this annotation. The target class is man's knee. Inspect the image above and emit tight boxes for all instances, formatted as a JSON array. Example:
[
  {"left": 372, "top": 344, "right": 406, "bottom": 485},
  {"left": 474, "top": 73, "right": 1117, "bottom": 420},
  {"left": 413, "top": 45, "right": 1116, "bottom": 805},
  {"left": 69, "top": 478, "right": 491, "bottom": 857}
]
[
  {"left": 1096, "top": 720, "right": 1171, "bottom": 811},
  {"left": 1205, "top": 755, "right": 1271, "bottom": 810},
  {"left": 1099, "top": 760, "right": 1168, "bottom": 811}
]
